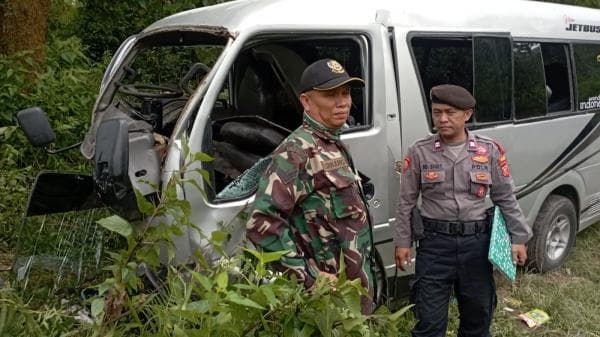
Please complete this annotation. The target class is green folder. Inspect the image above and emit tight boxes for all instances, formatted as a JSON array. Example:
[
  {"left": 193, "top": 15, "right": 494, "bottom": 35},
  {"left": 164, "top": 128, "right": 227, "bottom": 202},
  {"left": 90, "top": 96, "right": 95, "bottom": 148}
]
[{"left": 488, "top": 206, "right": 516, "bottom": 282}]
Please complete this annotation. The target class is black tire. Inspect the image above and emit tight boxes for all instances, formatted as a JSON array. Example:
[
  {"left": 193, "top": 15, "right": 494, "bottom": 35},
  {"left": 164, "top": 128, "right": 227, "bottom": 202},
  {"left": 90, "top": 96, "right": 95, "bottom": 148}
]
[{"left": 527, "top": 195, "right": 577, "bottom": 272}]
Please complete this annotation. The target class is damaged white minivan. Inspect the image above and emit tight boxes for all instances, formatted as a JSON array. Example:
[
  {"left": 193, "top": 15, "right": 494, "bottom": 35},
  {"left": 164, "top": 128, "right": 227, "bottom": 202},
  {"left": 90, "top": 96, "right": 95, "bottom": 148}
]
[{"left": 18, "top": 0, "right": 600, "bottom": 300}]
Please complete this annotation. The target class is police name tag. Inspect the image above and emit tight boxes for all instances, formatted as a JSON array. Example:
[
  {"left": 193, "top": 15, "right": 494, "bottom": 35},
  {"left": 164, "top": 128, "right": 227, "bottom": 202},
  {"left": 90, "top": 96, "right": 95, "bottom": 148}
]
[{"left": 488, "top": 206, "right": 517, "bottom": 282}]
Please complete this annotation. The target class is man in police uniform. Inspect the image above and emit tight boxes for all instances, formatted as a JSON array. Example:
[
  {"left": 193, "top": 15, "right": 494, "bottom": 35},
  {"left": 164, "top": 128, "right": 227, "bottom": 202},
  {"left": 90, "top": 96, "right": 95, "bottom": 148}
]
[
  {"left": 246, "top": 59, "right": 375, "bottom": 314},
  {"left": 394, "top": 84, "right": 532, "bottom": 337}
]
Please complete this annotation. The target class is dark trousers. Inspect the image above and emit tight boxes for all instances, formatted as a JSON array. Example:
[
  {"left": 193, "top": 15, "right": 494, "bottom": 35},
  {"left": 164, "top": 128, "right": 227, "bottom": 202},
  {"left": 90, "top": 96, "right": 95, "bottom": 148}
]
[{"left": 411, "top": 231, "right": 496, "bottom": 337}]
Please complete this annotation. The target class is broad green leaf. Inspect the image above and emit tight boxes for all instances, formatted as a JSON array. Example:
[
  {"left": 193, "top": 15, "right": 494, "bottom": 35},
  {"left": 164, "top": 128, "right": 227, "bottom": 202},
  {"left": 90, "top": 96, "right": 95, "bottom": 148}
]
[
  {"left": 341, "top": 317, "right": 365, "bottom": 331},
  {"left": 97, "top": 215, "right": 132, "bottom": 238},
  {"left": 107, "top": 251, "right": 123, "bottom": 262},
  {"left": 337, "top": 253, "right": 347, "bottom": 283},
  {"left": 314, "top": 305, "right": 337, "bottom": 337},
  {"left": 181, "top": 137, "right": 190, "bottom": 159},
  {"left": 97, "top": 278, "right": 115, "bottom": 296},
  {"left": 299, "top": 325, "right": 316, "bottom": 337},
  {"left": 187, "top": 300, "right": 210, "bottom": 313},
  {"left": 91, "top": 298, "right": 104, "bottom": 320},
  {"left": 136, "top": 245, "right": 160, "bottom": 267},
  {"left": 193, "top": 152, "right": 215, "bottom": 162},
  {"left": 211, "top": 230, "right": 228, "bottom": 243},
  {"left": 134, "top": 189, "right": 155, "bottom": 215},
  {"left": 243, "top": 248, "right": 289, "bottom": 264},
  {"left": 388, "top": 304, "right": 414, "bottom": 321},
  {"left": 233, "top": 284, "right": 255, "bottom": 290},
  {"left": 261, "top": 286, "right": 277, "bottom": 306},
  {"left": 216, "top": 271, "right": 228, "bottom": 291},
  {"left": 194, "top": 168, "right": 212, "bottom": 187},
  {"left": 215, "top": 312, "right": 232, "bottom": 325},
  {"left": 173, "top": 324, "right": 188, "bottom": 337},
  {"left": 226, "top": 291, "right": 265, "bottom": 310},
  {"left": 192, "top": 272, "right": 213, "bottom": 292},
  {"left": 183, "top": 178, "right": 207, "bottom": 196}
]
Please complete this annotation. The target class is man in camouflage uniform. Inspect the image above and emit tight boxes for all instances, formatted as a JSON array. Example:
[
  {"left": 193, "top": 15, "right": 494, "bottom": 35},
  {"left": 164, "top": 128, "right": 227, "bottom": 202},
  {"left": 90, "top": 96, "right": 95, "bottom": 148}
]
[
  {"left": 394, "top": 84, "right": 532, "bottom": 337},
  {"left": 246, "top": 58, "right": 375, "bottom": 314}
]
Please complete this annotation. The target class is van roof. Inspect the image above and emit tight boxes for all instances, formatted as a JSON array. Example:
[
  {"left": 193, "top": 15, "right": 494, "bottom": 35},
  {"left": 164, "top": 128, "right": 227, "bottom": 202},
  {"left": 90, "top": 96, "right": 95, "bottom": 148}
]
[{"left": 144, "top": 0, "right": 600, "bottom": 39}]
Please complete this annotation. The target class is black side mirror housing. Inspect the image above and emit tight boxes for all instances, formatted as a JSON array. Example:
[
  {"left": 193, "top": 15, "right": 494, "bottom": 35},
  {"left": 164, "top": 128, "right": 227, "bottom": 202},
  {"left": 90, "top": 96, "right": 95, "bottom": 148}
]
[
  {"left": 16, "top": 107, "right": 56, "bottom": 147},
  {"left": 94, "top": 118, "right": 130, "bottom": 202}
]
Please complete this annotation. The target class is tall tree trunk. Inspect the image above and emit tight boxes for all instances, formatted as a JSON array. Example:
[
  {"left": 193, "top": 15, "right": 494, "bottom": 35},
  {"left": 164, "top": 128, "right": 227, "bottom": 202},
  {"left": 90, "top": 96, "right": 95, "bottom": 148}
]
[{"left": 0, "top": 0, "right": 50, "bottom": 64}]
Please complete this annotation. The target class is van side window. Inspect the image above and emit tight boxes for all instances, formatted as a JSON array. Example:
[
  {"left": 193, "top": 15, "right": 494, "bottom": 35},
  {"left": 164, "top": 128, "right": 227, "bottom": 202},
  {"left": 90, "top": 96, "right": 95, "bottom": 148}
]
[
  {"left": 514, "top": 42, "right": 572, "bottom": 118},
  {"left": 206, "top": 37, "right": 368, "bottom": 202},
  {"left": 542, "top": 43, "right": 572, "bottom": 113},
  {"left": 574, "top": 43, "right": 600, "bottom": 110},
  {"left": 514, "top": 42, "right": 547, "bottom": 119},
  {"left": 411, "top": 36, "right": 512, "bottom": 126},
  {"left": 411, "top": 37, "right": 473, "bottom": 111},
  {"left": 473, "top": 36, "right": 512, "bottom": 122}
]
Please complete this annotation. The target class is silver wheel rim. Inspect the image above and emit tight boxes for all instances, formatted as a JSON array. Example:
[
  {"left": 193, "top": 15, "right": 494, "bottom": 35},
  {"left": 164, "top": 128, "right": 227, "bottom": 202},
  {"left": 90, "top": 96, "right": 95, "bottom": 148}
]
[{"left": 545, "top": 214, "right": 571, "bottom": 261}]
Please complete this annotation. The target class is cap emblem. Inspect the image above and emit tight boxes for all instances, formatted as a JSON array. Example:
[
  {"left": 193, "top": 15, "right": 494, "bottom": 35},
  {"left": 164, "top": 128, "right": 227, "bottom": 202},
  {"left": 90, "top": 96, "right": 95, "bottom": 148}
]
[{"left": 327, "top": 60, "right": 345, "bottom": 74}]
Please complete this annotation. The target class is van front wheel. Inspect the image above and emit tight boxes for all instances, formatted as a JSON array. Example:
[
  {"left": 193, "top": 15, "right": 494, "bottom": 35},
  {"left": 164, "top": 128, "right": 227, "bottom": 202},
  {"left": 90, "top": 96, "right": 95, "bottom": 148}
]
[{"left": 527, "top": 195, "right": 577, "bottom": 273}]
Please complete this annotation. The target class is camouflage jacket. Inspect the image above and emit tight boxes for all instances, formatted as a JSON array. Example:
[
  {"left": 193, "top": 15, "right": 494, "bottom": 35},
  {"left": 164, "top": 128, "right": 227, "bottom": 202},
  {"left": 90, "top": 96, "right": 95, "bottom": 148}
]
[{"left": 246, "top": 113, "right": 374, "bottom": 295}]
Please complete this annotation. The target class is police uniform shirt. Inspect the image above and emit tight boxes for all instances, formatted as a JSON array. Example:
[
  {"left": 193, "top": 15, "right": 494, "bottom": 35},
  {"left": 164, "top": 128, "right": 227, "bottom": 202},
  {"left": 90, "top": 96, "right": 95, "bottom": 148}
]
[{"left": 393, "top": 130, "right": 533, "bottom": 248}]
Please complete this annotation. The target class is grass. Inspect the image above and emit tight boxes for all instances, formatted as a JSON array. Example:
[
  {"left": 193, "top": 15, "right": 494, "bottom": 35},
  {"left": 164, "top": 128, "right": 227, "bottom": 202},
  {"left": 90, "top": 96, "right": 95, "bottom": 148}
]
[
  {"left": 393, "top": 223, "right": 600, "bottom": 337},
  {"left": 1, "top": 218, "right": 599, "bottom": 336}
]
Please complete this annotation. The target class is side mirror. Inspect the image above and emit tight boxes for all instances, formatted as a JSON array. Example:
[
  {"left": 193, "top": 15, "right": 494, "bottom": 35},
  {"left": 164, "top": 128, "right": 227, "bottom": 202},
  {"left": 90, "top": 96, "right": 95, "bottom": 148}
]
[
  {"left": 16, "top": 107, "right": 56, "bottom": 147},
  {"left": 94, "top": 118, "right": 130, "bottom": 201}
]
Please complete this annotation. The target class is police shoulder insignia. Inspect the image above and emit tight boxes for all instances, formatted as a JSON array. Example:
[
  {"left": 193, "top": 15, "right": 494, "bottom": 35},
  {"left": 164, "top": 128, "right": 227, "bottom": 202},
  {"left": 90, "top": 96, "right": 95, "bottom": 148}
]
[
  {"left": 497, "top": 152, "right": 510, "bottom": 177},
  {"left": 498, "top": 154, "right": 507, "bottom": 167},
  {"left": 327, "top": 60, "right": 345, "bottom": 74},
  {"left": 493, "top": 140, "right": 506, "bottom": 155},
  {"left": 403, "top": 156, "right": 411, "bottom": 173},
  {"left": 501, "top": 165, "right": 511, "bottom": 177}
]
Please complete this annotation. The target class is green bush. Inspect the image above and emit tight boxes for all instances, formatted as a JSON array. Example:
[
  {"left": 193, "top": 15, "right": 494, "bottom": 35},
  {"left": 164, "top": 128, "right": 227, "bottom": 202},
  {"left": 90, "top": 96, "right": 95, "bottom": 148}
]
[
  {"left": 0, "top": 36, "right": 104, "bottom": 249},
  {"left": 85, "top": 147, "right": 410, "bottom": 336},
  {"left": 76, "top": 0, "right": 228, "bottom": 61}
]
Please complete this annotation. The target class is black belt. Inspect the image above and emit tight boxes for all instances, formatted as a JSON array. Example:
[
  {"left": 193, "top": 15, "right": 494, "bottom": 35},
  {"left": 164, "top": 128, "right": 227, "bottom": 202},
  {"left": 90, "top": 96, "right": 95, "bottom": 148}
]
[{"left": 422, "top": 218, "right": 490, "bottom": 235}]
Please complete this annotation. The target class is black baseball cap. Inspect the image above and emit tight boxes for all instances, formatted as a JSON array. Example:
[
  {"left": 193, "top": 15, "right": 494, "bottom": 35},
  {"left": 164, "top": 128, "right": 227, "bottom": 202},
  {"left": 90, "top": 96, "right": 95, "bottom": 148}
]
[{"left": 299, "top": 58, "right": 364, "bottom": 94}]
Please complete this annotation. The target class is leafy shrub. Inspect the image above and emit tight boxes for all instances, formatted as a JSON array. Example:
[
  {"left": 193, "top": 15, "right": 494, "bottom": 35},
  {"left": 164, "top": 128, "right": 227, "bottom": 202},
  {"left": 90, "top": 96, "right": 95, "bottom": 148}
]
[
  {"left": 88, "top": 146, "right": 410, "bottom": 336},
  {"left": 76, "top": 0, "right": 229, "bottom": 61},
  {"left": 0, "top": 36, "right": 104, "bottom": 249},
  {"left": 0, "top": 288, "right": 80, "bottom": 337}
]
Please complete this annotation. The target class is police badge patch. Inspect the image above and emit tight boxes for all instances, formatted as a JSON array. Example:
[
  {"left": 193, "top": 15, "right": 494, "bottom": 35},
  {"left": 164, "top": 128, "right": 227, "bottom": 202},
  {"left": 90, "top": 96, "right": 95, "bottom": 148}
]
[{"left": 327, "top": 60, "right": 345, "bottom": 74}]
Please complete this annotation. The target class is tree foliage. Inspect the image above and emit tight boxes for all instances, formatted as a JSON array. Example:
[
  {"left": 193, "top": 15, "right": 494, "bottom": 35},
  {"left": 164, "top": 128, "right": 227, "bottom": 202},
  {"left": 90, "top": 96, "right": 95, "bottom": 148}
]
[
  {"left": 76, "top": 0, "right": 227, "bottom": 61},
  {"left": 541, "top": 0, "right": 600, "bottom": 8}
]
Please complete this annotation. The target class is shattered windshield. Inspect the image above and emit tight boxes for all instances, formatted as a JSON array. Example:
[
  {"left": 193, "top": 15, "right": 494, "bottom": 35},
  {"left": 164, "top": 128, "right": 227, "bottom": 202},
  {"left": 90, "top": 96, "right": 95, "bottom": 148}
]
[
  {"left": 111, "top": 36, "right": 225, "bottom": 137},
  {"left": 81, "top": 30, "right": 228, "bottom": 161}
]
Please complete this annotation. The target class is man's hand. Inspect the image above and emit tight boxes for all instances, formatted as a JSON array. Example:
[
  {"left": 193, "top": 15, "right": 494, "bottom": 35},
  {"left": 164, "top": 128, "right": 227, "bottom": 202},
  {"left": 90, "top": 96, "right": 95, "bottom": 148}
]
[
  {"left": 395, "top": 247, "right": 412, "bottom": 271},
  {"left": 511, "top": 244, "right": 527, "bottom": 266},
  {"left": 308, "top": 271, "right": 338, "bottom": 292},
  {"left": 318, "top": 271, "right": 338, "bottom": 283}
]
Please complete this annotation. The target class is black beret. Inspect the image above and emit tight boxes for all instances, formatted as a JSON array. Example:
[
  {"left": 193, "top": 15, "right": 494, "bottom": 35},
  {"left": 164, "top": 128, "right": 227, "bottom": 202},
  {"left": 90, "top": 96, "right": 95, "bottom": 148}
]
[
  {"left": 299, "top": 58, "right": 364, "bottom": 94},
  {"left": 430, "top": 84, "right": 476, "bottom": 109}
]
